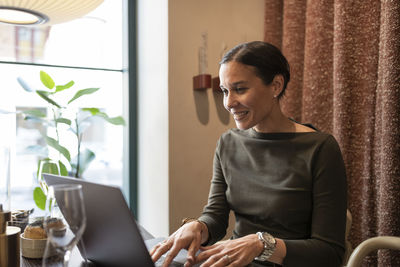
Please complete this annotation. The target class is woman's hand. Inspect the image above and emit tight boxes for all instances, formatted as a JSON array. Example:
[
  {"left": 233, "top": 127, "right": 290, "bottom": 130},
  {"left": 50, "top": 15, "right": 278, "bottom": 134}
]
[
  {"left": 194, "top": 234, "right": 263, "bottom": 267},
  {"left": 150, "top": 221, "right": 208, "bottom": 267}
]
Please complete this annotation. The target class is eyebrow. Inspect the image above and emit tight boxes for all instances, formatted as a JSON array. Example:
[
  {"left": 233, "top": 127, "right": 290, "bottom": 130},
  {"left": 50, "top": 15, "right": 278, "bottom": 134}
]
[{"left": 220, "top": 80, "right": 247, "bottom": 89}]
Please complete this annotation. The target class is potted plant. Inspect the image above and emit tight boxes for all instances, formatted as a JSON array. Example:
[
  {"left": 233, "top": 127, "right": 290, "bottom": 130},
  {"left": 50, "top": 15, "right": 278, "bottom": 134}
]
[{"left": 17, "top": 71, "right": 125, "bottom": 210}]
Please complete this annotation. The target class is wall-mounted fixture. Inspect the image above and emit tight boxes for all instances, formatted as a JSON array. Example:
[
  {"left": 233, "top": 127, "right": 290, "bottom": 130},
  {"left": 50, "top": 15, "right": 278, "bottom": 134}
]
[
  {"left": 193, "top": 32, "right": 211, "bottom": 91},
  {"left": 193, "top": 74, "right": 211, "bottom": 90},
  {"left": 212, "top": 76, "right": 220, "bottom": 92},
  {"left": 0, "top": 0, "right": 103, "bottom": 26}
]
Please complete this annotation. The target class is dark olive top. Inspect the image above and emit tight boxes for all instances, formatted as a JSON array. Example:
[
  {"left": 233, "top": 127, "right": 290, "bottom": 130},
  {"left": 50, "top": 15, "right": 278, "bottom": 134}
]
[{"left": 198, "top": 128, "right": 347, "bottom": 267}]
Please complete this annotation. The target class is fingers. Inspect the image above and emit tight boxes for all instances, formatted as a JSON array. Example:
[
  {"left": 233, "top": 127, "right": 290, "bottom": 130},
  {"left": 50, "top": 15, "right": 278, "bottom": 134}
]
[
  {"left": 199, "top": 253, "right": 234, "bottom": 267},
  {"left": 151, "top": 222, "right": 205, "bottom": 266},
  {"left": 149, "top": 242, "right": 162, "bottom": 256},
  {"left": 198, "top": 235, "right": 262, "bottom": 267},
  {"left": 150, "top": 240, "right": 172, "bottom": 263},
  {"left": 162, "top": 243, "right": 182, "bottom": 267},
  {"left": 200, "top": 244, "right": 216, "bottom": 251},
  {"left": 185, "top": 239, "right": 201, "bottom": 266},
  {"left": 222, "top": 254, "right": 232, "bottom": 266},
  {"left": 195, "top": 245, "right": 220, "bottom": 263}
]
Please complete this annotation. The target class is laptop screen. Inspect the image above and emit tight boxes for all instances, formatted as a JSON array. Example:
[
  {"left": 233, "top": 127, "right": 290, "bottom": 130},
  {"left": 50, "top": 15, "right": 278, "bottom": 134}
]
[{"left": 43, "top": 174, "right": 155, "bottom": 267}]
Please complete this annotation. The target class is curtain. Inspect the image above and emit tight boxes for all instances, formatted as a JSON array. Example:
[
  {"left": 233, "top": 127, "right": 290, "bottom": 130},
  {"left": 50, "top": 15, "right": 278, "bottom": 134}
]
[{"left": 264, "top": 0, "right": 400, "bottom": 266}]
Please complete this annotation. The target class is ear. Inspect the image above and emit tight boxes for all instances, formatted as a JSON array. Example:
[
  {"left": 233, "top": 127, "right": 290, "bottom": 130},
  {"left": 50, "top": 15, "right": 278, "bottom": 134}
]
[{"left": 271, "top": 75, "right": 284, "bottom": 98}]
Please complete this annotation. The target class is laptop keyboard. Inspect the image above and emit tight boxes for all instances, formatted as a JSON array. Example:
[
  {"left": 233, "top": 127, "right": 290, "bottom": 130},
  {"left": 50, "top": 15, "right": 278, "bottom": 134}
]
[
  {"left": 154, "top": 256, "right": 183, "bottom": 267},
  {"left": 146, "top": 238, "right": 201, "bottom": 267}
]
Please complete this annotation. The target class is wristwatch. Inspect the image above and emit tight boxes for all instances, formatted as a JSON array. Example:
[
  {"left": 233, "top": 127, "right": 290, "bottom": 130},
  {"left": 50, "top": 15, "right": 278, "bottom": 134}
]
[{"left": 254, "top": 232, "right": 277, "bottom": 261}]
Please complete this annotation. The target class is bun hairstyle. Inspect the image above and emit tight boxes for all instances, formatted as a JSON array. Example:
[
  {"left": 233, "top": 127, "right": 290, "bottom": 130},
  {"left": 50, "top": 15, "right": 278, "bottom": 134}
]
[{"left": 219, "top": 41, "right": 290, "bottom": 99}]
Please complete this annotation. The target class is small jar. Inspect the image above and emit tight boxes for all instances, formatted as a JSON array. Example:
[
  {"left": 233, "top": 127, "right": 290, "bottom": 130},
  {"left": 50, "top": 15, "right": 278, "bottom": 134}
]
[{"left": 0, "top": 204, "right": 21, "bottom": 267}]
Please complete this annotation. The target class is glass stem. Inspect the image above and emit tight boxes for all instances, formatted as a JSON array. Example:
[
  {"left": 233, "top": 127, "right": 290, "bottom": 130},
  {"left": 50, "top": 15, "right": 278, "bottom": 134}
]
[
  {"left": 80, "top": 238, "right": 88, "bottom": 265},
  {"left": 63, "top": 249, "right": 71, "bottom": 267}
]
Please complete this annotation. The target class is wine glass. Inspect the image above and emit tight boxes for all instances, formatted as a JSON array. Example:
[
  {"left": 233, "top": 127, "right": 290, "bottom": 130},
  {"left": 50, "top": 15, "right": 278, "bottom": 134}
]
[{"left": 42, "top": 184, "right": 87, "bottom": 267}]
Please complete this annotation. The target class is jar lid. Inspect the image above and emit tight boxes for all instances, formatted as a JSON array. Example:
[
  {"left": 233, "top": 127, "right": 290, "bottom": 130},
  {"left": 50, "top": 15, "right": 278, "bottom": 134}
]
[
  {"left": 0, "top": 204, "right": 11, "bottom": 234},
  {"left": 6, "top": 226, "right": 21, "bottom": 236}
]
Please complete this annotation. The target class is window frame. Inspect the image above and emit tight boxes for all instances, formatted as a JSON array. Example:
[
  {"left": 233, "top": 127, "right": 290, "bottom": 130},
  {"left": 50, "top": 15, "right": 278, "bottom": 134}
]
[{"left": 0, "top": 0, "right": 137, "bottom": 216}]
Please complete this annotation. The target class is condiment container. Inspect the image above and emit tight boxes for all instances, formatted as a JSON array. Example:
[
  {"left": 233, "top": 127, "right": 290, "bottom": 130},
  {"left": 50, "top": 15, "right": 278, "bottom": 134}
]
[{"left": 0, "top": 203, "right": 20, "bottom": 267}]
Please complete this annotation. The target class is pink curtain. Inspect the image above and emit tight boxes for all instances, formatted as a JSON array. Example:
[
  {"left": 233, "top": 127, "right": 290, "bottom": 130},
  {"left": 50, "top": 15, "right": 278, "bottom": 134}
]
[{"left": 264, "top": 0, "right": 400, "bottom": 266}]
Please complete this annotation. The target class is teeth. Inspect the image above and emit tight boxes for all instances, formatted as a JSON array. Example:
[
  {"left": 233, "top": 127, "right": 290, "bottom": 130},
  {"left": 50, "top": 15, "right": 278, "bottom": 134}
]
[{"left": 233, "top": 111, "right": 248, "bottom": 120}]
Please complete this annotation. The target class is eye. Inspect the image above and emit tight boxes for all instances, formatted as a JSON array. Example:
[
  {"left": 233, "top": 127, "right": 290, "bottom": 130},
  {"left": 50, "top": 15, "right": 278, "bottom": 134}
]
[
  {"left": 221, "top": 88, "right": 228, "bottom": 95},
  {"left": 235, "top": 87, "right": 247, "bottom": 93}
]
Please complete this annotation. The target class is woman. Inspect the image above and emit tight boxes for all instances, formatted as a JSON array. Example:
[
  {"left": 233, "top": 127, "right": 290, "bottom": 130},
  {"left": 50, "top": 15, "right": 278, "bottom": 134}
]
[{"left": 151, "top": 41, "right": 347, "bottom": 267}]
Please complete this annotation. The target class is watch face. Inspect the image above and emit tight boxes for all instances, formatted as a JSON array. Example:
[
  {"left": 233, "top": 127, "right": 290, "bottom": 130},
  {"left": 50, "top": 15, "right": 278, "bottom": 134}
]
[
  {"left": 255, "top": 232, "right": 277, "bottom": 262},
  {"left": 262, "top": 232, "right": 276, "bottom": 245}
]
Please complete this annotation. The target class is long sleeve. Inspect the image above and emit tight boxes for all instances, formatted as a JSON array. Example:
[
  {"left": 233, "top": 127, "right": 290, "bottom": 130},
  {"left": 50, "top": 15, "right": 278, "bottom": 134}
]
[
  {"left": 198, "top": 139, "right": 231, "bottom": 244},
  {"left": 197, "top": 129, "right": 347, "bottom": 266},
  {"left": 282, "top": 136, "right": 347, "bottom": 267}
]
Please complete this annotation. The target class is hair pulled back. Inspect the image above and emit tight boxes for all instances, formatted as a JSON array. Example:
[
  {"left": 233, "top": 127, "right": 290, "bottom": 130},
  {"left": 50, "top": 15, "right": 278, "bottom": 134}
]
[{"left": 220, "top": 41, "right": 290, "bottom": 98}]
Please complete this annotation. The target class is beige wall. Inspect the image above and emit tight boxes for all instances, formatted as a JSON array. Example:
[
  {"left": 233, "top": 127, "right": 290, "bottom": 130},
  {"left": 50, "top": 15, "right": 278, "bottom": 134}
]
[{"left": 169, "top": 0, "right": 265, "bottom": 234}]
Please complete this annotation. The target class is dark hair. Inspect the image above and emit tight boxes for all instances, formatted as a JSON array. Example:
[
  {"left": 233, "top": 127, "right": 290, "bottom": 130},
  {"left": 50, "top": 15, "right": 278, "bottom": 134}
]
[{"left": 219, "top": 41, "right": 290, "bottom": 98}]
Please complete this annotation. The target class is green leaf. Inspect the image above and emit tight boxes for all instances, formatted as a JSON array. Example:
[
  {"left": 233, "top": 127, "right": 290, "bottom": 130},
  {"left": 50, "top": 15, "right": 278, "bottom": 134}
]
[
  {"left": 71, "top": 150, "right": 95, "bottom": 177},
  {"left": 17, "top": 77, "right": 34, "bottom": 92},
  {"left": 24, "top": 116, "right": 47, "bottom": 123},
  {"left": 36, "top": 91, "right": 61, "bottom": 108},
  {"left": 82, "top": 108, "right": 125, "bottom": 125},
  {"left": 36, "top": 158, "right": 53, "bottom": 180},
  {"left": 103, "top": 115, "right": 125, "bottom": 125},
  {"left": 23, "top": 109, "right": 46, "bottom": 118},
  {"left": 36, "top": 90, "right": 50, "bottom": 96},
  {"left": 78, "top": 148, "right": 95, "bottom": 176},
  {"left": 97, "top": 112, "right": 125, "bottom": 125},
  {"left": 42, "top": 161, "right": 59, "bottom": 175},
  {"left": 55, "top": 118, "right": 71, "bottom": 125},
  {"left": 56, "top": 81, "right": 75, "bottom": 92},
  {"left": 40, "top": 71, "right": 55, "bottom": 89},
  {"left": 44, "top": 136, "right": 71, "bottom": 162},
  {"left": 59, "top": 160, "right": 68, "bottom": 176},
  {"left": 68, "top": 88, "right": 100, "bottom": 104},
  {"left": 36, "top": 160, "right": 43, "bottom": 180},
  {"left": 33, "top": 187, "right": 46, "bottom": 210},
  {"left": 81, "top": 107, "right": 100, "bottom": 115}
]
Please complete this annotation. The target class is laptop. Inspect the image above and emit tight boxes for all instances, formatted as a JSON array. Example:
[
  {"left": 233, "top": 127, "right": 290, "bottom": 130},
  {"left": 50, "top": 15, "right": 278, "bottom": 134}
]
[{"left": 43, "top": 174, "right": 189, "bottom": 267}]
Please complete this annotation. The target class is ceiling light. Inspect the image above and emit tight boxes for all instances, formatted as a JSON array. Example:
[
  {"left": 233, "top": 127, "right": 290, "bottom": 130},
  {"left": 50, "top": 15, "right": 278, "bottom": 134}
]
[{"left": 0, "top": 0, "right": 103, "bottom": 26}]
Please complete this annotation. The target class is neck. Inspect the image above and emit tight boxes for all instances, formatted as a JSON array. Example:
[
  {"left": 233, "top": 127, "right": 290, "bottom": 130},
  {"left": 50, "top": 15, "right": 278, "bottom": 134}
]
[{"left": 253, "top": 102, "right": 294, "bottom": 133}]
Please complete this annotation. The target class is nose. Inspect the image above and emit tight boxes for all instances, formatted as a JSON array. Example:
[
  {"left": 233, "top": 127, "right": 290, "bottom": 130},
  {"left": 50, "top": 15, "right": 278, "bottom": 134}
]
[{"left": 224, "top": 91, "right": 238, "bottom": 110}]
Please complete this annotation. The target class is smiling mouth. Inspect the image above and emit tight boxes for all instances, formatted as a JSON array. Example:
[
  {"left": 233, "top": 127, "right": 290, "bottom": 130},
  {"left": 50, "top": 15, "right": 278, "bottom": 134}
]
[{"left": 232, "top": 111, "right": 249, "bottom": 121}]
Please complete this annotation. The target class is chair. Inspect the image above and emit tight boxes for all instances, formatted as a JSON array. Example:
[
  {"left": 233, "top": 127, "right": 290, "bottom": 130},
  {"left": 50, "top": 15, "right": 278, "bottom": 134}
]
[
  {"left": 342, "top": 209, "right": 353, "bottom": 266},
  {"left": 346, "top": 236, "right": 400, "bottom": 267}
]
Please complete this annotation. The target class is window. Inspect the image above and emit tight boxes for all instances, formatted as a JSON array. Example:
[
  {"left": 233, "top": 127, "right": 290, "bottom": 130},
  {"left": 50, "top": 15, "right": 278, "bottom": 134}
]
[{"left": 0, "top": 0, "right": 126, "bottom": 214}]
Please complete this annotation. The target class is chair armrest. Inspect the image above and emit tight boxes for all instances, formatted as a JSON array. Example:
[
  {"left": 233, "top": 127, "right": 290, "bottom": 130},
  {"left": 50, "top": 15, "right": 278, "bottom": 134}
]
[{"left": 346, "top": 236, "right": 400, "bottom": 267}]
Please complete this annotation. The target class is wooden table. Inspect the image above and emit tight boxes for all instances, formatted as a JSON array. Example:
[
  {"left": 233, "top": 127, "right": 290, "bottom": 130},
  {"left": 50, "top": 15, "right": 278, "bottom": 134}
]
[
  {"left": 20, "top": 226, "right": 276, "bottom": 267},
  {"left": 21, "top": 246, "right": 90, "bottom": 267},
  {"left": 21, "top": 225, "right": 154, "bottom": 267}
]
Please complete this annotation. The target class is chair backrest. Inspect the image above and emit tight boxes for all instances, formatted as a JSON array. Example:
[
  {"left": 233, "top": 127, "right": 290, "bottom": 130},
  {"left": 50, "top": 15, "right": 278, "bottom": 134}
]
[
  {"left": 346, "top": 236, "right": 400, "bottom": 267},
  {"left": 343, "top": 209, "right": 353, "bottom": 265}
]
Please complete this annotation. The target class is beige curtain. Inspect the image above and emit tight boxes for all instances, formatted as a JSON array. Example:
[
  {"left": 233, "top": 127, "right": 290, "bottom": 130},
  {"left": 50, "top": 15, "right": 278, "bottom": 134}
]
[{"left": 264, "top": 0, "right": 400, "bottom": 266}]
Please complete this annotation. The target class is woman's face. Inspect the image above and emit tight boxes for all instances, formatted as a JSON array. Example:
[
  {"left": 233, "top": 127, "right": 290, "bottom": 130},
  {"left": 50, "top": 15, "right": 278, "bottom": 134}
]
[{"left": 219, "top": 61, "right": 279, "bottom": 131}]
